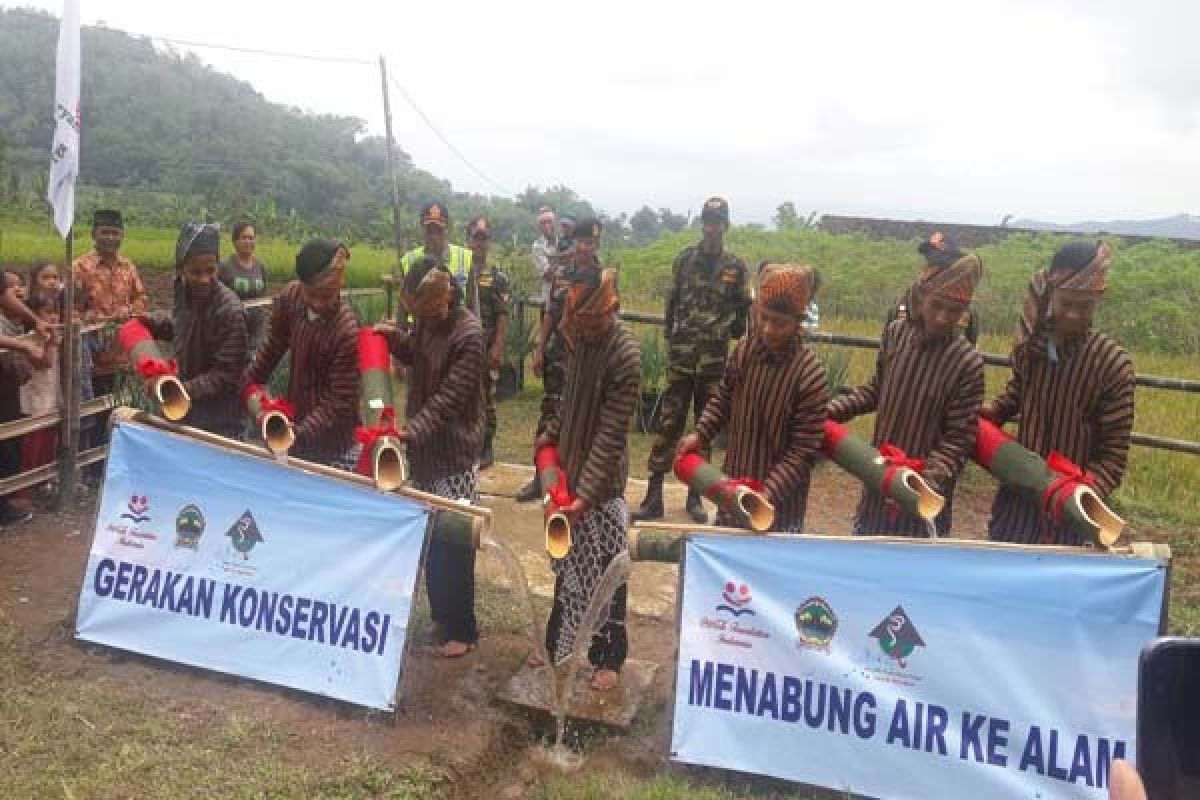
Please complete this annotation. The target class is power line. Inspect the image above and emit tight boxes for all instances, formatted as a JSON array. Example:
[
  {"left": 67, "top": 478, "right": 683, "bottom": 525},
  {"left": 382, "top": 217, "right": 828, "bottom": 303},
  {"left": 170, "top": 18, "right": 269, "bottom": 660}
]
[
  {"left": 146, "top": 34, "right": 372, "bottom": 66},
  {"left": 387, "top": 74, "right": 513, "bottom": 197}
]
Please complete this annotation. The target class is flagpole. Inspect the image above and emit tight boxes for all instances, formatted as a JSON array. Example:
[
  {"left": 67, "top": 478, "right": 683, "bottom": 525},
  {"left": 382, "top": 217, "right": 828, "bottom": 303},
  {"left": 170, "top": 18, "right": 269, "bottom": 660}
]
[
  {"left": 58, "top": 228, "right": 79, "bottom": 508},
  {"left": 49, "top": 0, "right": 81, "bottom": 509}
]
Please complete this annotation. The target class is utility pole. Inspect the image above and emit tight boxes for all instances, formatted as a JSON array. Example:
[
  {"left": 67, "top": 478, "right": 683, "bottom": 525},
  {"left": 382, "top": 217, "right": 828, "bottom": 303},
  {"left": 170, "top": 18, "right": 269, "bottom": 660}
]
[{"left": 379, "top": 56, "right": 405, "bottom": 317}]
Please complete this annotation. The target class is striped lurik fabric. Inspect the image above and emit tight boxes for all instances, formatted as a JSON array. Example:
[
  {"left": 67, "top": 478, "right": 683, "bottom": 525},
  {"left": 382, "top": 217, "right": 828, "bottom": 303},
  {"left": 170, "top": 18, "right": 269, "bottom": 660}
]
[
  {"left": 828, "top": 319, "right": 985, "bottom": 536},
  {"left": 388, "top": 307, "right": 485, "bottom": 484},
  {"left": 986, "top": 330, "right": 1135, "bottom": 545},
  {"left": 243, "top": 281, "right": 360, "bottom": 465},
  {"left": 545, "top": 322, "right": 641, "bottom": 506},
  {"left": 694, "top": 336, "right": 829, "bottom": 532}
]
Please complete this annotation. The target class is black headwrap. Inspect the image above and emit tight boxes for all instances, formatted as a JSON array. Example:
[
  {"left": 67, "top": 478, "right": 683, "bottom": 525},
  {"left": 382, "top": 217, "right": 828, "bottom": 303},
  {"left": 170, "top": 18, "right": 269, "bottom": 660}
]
[
  {"left": 93, "top": 209, "right": 123, "bottom": 229},
  {"left": 295, "top": 238, "right": 343, "bottom": 284},
  {"left": 175, "top": 222, "right": 220, "bottom": 269}
]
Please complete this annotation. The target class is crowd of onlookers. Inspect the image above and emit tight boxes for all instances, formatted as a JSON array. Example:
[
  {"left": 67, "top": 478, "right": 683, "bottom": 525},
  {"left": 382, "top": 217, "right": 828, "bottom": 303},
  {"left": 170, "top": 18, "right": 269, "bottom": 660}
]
[{"left": 0, "top": 210, "right": 269, "bottom": 529}]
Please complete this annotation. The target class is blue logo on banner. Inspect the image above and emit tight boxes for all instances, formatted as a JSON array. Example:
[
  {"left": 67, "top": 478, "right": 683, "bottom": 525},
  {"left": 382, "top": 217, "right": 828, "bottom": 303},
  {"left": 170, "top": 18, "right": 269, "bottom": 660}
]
[{"left": 717, "top": 581, "right": 755, "bottom": 617}]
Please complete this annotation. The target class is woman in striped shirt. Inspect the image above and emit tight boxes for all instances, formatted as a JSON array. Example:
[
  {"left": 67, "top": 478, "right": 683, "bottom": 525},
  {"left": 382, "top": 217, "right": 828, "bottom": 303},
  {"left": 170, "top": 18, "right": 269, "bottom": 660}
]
[
  {"left": 375, "top": 255, "right": 486, "bottom": 659},
  {"left": 537, "top": 219, "right": 641, "bottom": 692},
  {"left": 983, "top": 241, "right": 1134, "bottom": 545},
  {"left": 829, "top": 239, "right": 985, "bottom": 536},
  {"left": 678, "top": 263, "right": 829, "bottom": 533}
]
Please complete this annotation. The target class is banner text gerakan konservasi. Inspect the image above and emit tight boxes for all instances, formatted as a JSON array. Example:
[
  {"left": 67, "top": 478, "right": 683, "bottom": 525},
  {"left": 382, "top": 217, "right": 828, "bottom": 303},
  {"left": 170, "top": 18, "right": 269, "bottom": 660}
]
[
  {"left": 91, "top": 558, "right": 392, "bottom": 656},
  {"left": 687, "top": 659, "right": 1126, "bottom": 791}
]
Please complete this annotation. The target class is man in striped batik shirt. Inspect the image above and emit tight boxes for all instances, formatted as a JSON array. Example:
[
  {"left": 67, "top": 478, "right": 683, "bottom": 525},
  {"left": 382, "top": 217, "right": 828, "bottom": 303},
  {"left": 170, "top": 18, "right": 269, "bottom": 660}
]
[
  {"left": 677, "top": 263, "right": 829, "bottom": 533},
  {"left": 983, "top": 241, "right": 1134, "bottom": 546},
  {"left": 242, "top": 239, "right": 360, "bottom": 467},
  {"left": 828, "top": 243, "right": 985, "bottom": 537}
]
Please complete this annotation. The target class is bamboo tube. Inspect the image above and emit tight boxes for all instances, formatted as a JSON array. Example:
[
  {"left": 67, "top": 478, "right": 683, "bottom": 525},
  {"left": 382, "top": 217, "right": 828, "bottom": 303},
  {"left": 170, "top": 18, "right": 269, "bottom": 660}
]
[
  {"left": 673, "top": 453, "right": 775, "bottom": 531},
  {"left": 355, "top": 329, "right": 405, "bottom": 491},
  {"left": 974, "top": 419, "right": 1124, "bottom": 548},
  {"left": 629, "top": 523, "right": 758, "bottom": 563},
  {"left": 109, "top": 408, "right": 486, "bottom": 549},
  {"left": 534, "top": 444, "right": 572, "bottom": 559},
  {"left": 116, "top": 319, "right": 191, "bottom": 421},
  {"left": 821, "top": 419, "right": 945, "bottom": 521},
  {"left": 242, "top": 384, "right": 295, "bottom": 455}
]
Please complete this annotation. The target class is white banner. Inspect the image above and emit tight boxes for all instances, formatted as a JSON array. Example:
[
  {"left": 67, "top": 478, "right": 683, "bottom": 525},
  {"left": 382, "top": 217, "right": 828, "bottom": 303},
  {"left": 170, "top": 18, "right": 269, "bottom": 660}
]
[
  {"left": 671, "top": 534, "right": 1167, "bottom": 799},
  {"left": 76, "top": 420, "right": 431, "bottom": 710},
  {"left": 47, "top": 0, "right": 81, "bottom": 238}
]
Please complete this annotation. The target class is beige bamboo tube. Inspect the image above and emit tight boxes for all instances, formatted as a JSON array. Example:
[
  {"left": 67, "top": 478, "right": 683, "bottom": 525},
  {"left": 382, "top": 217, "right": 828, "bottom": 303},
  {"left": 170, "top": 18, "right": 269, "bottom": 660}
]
[{"left": 149, "top": 375, "right": 190, "bottom": 422}]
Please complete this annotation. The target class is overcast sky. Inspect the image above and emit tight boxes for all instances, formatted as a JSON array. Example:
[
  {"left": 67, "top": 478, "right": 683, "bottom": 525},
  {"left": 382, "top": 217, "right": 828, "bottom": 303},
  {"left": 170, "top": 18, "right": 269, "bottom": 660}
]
[{"left": 13, "top": 0, "right": 1200, "bottom": 225}]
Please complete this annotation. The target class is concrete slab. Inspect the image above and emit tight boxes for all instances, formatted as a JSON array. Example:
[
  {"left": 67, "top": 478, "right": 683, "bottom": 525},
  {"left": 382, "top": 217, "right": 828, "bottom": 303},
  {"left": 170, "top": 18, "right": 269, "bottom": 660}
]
[{"left": 499, "top": 658, "right": 659, "bottom": 729}]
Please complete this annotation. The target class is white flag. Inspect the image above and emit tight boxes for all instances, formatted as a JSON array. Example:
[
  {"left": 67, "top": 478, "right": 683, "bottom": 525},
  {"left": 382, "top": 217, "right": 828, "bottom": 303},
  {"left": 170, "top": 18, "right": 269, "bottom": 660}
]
[{"left": 47, "top": 0, "right": 81, "bottom": 239}]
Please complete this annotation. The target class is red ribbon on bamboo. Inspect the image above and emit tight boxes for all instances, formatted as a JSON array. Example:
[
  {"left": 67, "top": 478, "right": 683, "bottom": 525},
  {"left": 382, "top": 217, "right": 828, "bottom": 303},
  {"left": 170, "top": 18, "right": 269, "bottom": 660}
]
[
  {"left": 878, "top": 443, "right": 925, "bottom": 519},
  {"left": 354, "top": 407, "right": 403, "bottom": 475},
  {"left": 1041, "top": 451, "right": 1095, "bottom": 522},
  {"left": 673, "top": 452, "right": 763, "bottom": 498},
  {"left": 116, "top": 319, "right": 177, "bottom": 379},
  {"left": 535, "top": 444, "right": 574, "bottom": 510},
  {"left": 240, "top": 383, "right": 296, "bottom": 419},
  {"left": 357, "top": 328, "right": 392, "bottom": 371}
]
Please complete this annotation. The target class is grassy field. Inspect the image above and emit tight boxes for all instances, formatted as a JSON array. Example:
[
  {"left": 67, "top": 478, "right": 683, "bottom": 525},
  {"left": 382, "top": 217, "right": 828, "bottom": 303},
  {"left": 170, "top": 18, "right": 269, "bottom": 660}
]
[{"left": 8, "top": 214, "right": 1192, "bottom": 524}]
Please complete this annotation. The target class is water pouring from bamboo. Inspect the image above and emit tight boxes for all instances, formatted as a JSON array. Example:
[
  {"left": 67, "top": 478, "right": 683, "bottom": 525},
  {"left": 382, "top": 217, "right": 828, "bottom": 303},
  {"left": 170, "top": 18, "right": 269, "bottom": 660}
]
[
  {"left": 821, "top": 419, "right": 945, "bottom": 521},
  {"left": 535, "top": 443, "right": 573, "bottom": 559},
  {"left": 354, "top": 329, "right": 406, "bottom": 491},
  {"left": 116, "top": 318, "right": 191, "bottom": 421},
  {"left": 241, "top": 384, "right": 295, "bottom": 455},
  {"left": 672, "top": 452, "right": 775, "bottom": 531},
  {"left": 973, "top": 418, "right": 1124, "bottom": 547}
]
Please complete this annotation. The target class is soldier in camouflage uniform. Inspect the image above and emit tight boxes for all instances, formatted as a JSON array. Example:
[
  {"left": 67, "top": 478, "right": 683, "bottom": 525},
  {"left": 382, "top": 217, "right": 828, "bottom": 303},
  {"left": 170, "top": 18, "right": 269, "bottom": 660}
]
[
  {"left": 467, "top": 216, "right": 511, "bottom": 469},
  {"left": 632, "top": 197, "right": 752, "bottom": 523}
]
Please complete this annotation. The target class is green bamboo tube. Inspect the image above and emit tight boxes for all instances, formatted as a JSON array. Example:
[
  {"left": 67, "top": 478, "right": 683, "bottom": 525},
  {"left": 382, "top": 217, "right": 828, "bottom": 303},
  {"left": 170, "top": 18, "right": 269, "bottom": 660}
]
[
  {"left": 431, "top": 507, "right": 483, "bottom": 552},
  {"left": 975, "top": 419, "right": 1124, "bottom": 547},
  {"left": 629, "top": 527, "right": 687, "bottom": 563},
  {"left": 674, "top": 453, "right": 775, "bottom": 531},
  {"left": 117, "top": 319, "right": 191, "bottom": 421},
  {"left": 357, "top": 329, "right": 406, "bottom": 491},
  {"left": 821, "top": 420, "right": 945, "bottom": 521}
]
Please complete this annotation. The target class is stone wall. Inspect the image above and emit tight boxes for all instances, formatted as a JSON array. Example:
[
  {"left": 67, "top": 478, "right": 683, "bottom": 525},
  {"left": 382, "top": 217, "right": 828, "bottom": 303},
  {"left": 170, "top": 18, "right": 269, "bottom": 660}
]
[{"left": 816, "top": 215, "right": 1200, "bottom": 251}]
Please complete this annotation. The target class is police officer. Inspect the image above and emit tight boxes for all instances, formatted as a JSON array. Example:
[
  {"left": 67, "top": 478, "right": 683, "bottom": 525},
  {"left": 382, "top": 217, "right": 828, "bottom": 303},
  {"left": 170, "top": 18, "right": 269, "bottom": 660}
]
[
  {"left": 400, "top": 201, "right": 477, "bottom": 314},
  {"left": 632, "top": 197, "right": 751, "bottom": 523},
  {"left": 466, "top": 215, "right": 511, "bottom": 469}
]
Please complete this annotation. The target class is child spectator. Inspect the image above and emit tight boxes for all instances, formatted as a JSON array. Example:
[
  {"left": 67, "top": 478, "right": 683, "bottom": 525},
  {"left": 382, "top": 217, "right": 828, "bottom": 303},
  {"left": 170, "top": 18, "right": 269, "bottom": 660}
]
[{"left": 15, "top": 289, "right": 63, "bottom": 508}]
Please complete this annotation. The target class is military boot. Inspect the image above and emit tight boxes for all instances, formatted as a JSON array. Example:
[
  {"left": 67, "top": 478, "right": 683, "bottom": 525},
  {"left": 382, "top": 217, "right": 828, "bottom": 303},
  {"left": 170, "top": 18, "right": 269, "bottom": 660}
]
[
  {"left": 685, "top": 488, "right": 708, "bottom": 524},
  {"left": 631, "top": 472, "right": 665, "bottom": 522},
  {"left": 515, "top": 475, "right": 541, "bottom": 503},
  {"left": 480, "top": 437, "right": 495, "bottom": 470}
]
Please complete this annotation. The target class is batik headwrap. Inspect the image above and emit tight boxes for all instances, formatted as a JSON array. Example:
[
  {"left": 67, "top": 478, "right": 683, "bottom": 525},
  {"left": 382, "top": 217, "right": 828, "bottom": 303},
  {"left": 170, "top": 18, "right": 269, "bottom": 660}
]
[
  {"left": 174, "top": 222, "right": 220, "bottom": 269},
  {"left": 912, "top": 232, "right": 982, "bottom": 305},
  {"left": 401, "top": 255, "right": 454, "bottom": 318},
  {"left": 295, "top": 238, "right": 347, "bottom": 284},
  {"left": 1015, "top": 240, "right": 1110, "bottom": 347},
  {"left": 757, "top": 263, "right": 817, "bottom": 319},
  {"left": 559, "top": 267, "right": 619, "bottom": 351}
]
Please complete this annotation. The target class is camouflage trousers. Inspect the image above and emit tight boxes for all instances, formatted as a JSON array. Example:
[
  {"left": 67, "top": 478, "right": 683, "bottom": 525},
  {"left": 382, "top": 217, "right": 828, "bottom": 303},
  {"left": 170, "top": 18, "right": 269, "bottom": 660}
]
[
  {"left": 535, "top": 344, "right": 566, "bottom": 437},
  {"left": 646, "top": 368, "right": 722, "bottom": 474},
  {"left": 483, "top": 367, "right": 498, "bottom": 444}
]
